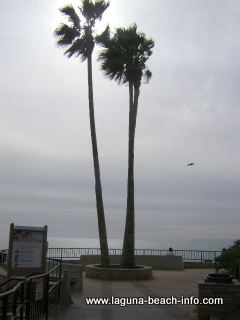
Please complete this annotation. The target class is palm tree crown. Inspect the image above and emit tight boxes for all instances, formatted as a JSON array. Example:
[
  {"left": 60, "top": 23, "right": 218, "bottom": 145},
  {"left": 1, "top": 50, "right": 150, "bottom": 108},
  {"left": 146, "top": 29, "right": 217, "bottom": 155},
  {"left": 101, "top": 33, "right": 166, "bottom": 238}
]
[
  {"left": 97, "top": 24, "right": 154, "bottom": 88},
  {"left": 54, "top": 0, "right": 109, "bottom": 61}
]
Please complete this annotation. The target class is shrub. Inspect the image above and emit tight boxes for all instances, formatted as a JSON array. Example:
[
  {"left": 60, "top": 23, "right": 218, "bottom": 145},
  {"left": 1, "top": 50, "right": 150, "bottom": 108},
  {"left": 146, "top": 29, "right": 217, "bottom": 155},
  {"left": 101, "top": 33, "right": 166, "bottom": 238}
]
[{"left": 215, "top": 245, "right": 240, "bottom": 279}]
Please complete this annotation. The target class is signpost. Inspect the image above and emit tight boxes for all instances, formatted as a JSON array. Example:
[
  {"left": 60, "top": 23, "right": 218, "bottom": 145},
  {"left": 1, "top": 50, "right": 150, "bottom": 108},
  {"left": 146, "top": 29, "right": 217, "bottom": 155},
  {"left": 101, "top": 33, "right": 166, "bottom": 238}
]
[
  {"left": 35, "top": 277, "right": 44, "bottom": 301},
  {"left": 7, "top": 224, "right": 48, "bottom": 278}
]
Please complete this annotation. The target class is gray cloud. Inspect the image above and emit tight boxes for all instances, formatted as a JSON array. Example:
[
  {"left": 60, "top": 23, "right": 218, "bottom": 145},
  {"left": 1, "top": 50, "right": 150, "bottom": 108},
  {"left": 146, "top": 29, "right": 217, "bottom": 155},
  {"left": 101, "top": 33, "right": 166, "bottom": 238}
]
[{"left": 1, "top": 0, "right": 239, "bottom": 249}]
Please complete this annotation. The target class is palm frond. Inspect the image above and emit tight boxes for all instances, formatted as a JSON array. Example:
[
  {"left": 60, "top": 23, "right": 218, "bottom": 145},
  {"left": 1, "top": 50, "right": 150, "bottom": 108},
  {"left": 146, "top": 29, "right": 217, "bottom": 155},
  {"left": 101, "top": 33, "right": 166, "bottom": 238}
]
[
  {"left": 143, "top": 69, "right": 152, "bottom": 83},
  {"left": 55, "top": 0, "right": 109, "bottom": 61},
  {"left": 95, "top": 24, "right": 111, "bottom": 45},
  {"left": 60, "top": 5, "right": 80, "bottom": 30},
  {"left": 80, "top": 0, "right": 109, "bottom": 24},
  {"left": 94, "top": 0, "right": 110, "bottom": 21},
  {"left": 54, "top": 24, "right": 80, "bottom": 47},
  {"left": 79, "top": 0, "right": 95, "bottom": 23},
  {"left": 64, "top": 38, "right": 87, "bottom": 60},
  {"left": 98, "top": 23, "right": 154, "bottom": 86},
  {"left": 98, "top": 51, "right": 126, "bottom": 84}
]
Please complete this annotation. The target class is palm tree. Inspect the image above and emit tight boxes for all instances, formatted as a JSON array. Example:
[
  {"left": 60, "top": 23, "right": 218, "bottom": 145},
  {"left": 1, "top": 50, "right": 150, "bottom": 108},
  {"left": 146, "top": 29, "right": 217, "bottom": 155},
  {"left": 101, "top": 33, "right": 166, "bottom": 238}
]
[
  {"left": 97, "top": 24, "right": 154, "bottom": 268},
  {"left": 54, "top": 0, "right": 110, "bottom": 267}
]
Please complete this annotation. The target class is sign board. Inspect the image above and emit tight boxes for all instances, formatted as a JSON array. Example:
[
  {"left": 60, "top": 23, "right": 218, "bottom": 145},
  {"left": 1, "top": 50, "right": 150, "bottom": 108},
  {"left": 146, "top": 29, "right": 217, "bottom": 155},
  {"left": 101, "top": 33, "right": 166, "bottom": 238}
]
[
  {"left": 7, "top": 224, "right": 48, "bottom": 278},
  {"left": 35, "top": 277, "right": 44, "bottom": 301}
]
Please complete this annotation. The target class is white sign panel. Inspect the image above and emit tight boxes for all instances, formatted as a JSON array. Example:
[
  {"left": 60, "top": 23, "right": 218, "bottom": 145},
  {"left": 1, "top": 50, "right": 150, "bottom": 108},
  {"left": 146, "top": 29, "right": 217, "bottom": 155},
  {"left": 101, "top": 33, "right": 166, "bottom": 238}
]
[
  {"left": 11, "top": 230, "right": 43, "bottom": 268},
  {"left": 12, "top": 242, "right": 42, "bottom": 268},
  {"left": 7, "top": 224, "right": 48, "bottom": 278},
  {"left": 35, "top": 278, "right": 44, "bottom": 301}
]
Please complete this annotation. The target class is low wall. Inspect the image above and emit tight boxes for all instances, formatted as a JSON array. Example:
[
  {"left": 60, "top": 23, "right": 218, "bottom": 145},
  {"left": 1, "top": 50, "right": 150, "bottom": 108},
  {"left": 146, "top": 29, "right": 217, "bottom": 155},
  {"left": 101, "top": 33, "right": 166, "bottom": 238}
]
[
  {"left": 184, "top": 262, "right": 215, "bottom": 269},
  {"left": 79, "top": 255, "right": 183, "bottom": 270},
  {"left": 85, "top": 264, "right": 152, "bottom": 280},
  {"left": 198, "top": 280, "right": 240, "bottom": 319}
]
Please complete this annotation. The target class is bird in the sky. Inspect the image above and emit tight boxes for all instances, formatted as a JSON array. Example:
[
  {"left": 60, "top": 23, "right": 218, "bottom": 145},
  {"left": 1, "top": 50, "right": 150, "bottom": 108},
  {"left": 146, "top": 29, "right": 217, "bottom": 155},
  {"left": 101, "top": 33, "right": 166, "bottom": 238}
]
[{"left": 187, "top": 163, "right": 195, "bottom": 166}]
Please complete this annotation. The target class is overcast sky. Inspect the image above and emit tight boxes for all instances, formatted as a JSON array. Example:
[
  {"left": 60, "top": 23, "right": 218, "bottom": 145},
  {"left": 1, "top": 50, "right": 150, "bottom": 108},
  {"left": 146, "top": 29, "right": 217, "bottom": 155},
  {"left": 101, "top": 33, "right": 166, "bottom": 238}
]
[{"left": 1, "top": 0, "right": 239, "bottom": 249}]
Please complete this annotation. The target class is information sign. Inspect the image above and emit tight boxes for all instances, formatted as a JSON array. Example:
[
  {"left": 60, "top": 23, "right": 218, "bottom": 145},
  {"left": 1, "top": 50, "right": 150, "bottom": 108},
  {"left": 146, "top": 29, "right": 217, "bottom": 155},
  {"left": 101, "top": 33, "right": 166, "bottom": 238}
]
[
  {"left": 35, "top": 277, "right": 44, "bottom": 301},
  {"left": 7, "top": 224, "right": 48, "bottom": 277}
]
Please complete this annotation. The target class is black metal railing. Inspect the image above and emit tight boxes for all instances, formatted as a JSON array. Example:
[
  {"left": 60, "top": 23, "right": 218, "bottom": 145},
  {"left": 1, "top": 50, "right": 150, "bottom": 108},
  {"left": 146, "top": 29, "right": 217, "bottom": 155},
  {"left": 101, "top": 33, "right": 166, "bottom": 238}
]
[
  {"left": 47, "top": 248, "right": 221, "bottom": 262},
  {"left": 1, "top": 247, "right": 221, "bottom": 263},
  {"left": 45, "top": 258, "right": 62, "bottom": 298},
  {"left": 0, "top": 278, "right": 29, "bottom": 320},
  {"left": 28, "top": 273, "right": 49, "bottom": 320},
  {"left": 0, "top": 258, "right": 62, "bottom": 320},
  {"left": 26, "top": 258, "right": 62, "bottom": 319},
  {"left": 45, "top": 258, "right": 62, "bottom": 283}
]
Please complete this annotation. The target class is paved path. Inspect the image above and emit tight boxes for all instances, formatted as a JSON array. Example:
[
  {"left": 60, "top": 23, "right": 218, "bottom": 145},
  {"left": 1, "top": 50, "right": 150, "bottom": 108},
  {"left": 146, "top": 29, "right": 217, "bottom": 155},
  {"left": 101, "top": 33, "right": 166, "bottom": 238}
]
[{"left": 49, "top": 268, "right": 214, "bottom": 320}]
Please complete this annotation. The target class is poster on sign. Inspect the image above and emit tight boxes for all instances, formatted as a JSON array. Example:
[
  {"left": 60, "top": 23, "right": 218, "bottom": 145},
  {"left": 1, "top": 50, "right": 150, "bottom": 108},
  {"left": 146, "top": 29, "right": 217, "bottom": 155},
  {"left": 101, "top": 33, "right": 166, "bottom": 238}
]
[
  {"left": 12, "top": 232, "right": 43, "bottom": 268},
  {"left": 7, "top": 224, "right": 48, "bottom": 277},
  {"left": 35, "top": 277, "right": 44, "bottom": 301}
]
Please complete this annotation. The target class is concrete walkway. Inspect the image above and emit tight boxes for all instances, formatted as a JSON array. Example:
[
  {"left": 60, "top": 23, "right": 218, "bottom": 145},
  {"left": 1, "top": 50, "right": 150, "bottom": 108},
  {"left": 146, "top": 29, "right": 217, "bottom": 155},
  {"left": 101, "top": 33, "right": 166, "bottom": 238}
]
[{"left": 49, "top": 268, "right": 214, "bottom": 320}]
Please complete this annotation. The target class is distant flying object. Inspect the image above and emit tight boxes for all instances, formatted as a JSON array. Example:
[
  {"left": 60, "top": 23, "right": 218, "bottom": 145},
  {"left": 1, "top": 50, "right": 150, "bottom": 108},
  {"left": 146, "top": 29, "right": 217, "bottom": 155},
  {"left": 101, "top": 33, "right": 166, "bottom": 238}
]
[{"left": 187, "top": 163, "right": 195, "bottom": 166}]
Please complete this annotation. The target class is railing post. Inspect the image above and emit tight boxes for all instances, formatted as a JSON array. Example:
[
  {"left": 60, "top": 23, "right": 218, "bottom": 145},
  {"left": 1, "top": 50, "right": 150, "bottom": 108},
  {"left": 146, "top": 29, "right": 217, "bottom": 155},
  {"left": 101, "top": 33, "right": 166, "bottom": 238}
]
[
  {"left": 2, "top": 296, "right": 8, "bottom": 320},
  {"left": 12, "top": 290, "right": 18, "bottom": 318},
  {"left": 25, "top": 281, "right": 31, "bottom": 320},
  {"left": 45, "top": 274, "right": 49, "bottom": 320}
]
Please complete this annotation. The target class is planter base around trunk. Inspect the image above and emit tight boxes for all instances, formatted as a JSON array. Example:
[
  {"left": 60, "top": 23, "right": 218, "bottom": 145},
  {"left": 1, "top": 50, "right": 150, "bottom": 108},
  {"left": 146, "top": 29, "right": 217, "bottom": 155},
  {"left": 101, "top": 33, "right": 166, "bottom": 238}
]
[{"left": 85, "top": 264, "right": 153, "bottom": 280}]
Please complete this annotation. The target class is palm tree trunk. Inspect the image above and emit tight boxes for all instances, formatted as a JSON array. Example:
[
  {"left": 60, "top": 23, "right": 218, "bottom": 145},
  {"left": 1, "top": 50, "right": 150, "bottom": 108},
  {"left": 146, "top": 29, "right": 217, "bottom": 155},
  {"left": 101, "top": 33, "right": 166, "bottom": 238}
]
[
  {"left": 87, "top": 54, "right": 110, "bottom": 267},
  {"left": 121, "top": 82, "right": 139, "bottom": 269}
]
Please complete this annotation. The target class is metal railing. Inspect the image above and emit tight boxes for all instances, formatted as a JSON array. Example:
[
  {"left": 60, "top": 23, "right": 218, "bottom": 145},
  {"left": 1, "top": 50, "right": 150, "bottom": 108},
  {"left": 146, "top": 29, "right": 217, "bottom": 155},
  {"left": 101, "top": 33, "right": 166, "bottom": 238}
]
[
  {"left": 0, "top": 278, "right": 29, "bottom": 320},
  {"left": 45, "top": 258, "right": 62, "bottom": 297},
  {"left": 47, "top": 248, "right": 221, "bottom": 262},
  {"left": 0, "top": 258, "right": 62, "bottom": 320}
]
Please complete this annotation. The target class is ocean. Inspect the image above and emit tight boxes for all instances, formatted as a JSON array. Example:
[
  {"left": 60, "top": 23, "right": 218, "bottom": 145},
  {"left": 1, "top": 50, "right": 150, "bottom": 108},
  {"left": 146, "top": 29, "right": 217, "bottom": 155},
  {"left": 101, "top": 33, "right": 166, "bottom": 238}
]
[
  {"left": 47, "top": 237, "right": 235, "bottom": 252},
  {"left": 0, "top": 235, "right": 235, "bottom": 252}
]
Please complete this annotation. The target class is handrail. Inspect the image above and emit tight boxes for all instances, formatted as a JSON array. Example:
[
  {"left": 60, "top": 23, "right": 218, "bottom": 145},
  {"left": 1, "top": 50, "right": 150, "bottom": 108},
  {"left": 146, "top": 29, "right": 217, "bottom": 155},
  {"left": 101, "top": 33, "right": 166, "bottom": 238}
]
[
  {"left": 0, "top": 278, "right": 29, "bottom": 320},
  {"left": 1, "top": 247, "right": 221, "bottom": 263},
  {"left": 47, "top": 264, "right": 61, "bottom": 295},
  {"left": 0, "top": 276, "right": 31, "bottom": 293},
  {"left": 0, "top": 278, "right": 29, "bottom": 297},
  {"left": 27, "top": 258, "right": 62, "bottom": 297},
  {"left": 0, "top": 258, "right": 62, "bottom": 320},
  {"left": 26, "top": 264, "right": 60, "bottom": 279},
  {"left": 47, "top": 247, "right": 221, "bottom": 262}
]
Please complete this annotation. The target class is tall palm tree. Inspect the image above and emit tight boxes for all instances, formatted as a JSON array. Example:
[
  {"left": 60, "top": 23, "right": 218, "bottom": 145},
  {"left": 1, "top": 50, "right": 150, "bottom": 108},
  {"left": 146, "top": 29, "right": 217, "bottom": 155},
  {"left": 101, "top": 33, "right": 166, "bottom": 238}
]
[
  {"left": 54, "top": 0, "right": 110, "bottom": 267},
  {"left": 97, "top": 24, "right": 154, "bottom": 268}
]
